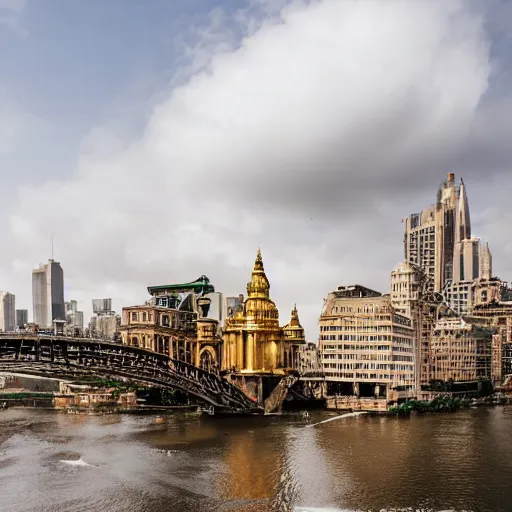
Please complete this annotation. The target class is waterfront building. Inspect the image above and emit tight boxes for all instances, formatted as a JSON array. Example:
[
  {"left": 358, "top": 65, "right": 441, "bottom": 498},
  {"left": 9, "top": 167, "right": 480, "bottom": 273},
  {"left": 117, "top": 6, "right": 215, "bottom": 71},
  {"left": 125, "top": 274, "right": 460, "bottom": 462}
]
[
  {"left": 295, "top": 342, "right": 320, "bottom": 374},
  {"left": 15, "top": 309, "right": 28, "bottom": 329},
  {"left": 318, "top": 284, "right": 416, "bottom": 410},
  {"left": 0, "top": 291, "right": 16, "bottom": 332},
  {"left": 120, "top": 276, "right": 222, "bottom": 370},
  {"left": 429, "top": 317, "right": 493, "bottom": 383},
  {"left": 32, "top": 259, "right": 65, "bottom": 329},
  {"left": 221, "top": 249, "right": 306, "bottom": 374},
  {"left": 470, "top": 289, "right": 512, "bottom": 384}
]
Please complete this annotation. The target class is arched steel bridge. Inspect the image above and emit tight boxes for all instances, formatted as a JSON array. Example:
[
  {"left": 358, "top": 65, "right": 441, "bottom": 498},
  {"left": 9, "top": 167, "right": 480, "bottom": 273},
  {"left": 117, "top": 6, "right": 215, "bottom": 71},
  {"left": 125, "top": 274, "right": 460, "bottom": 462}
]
[{"left": 0, "top": 335, "right": 261, "bottom": 413}]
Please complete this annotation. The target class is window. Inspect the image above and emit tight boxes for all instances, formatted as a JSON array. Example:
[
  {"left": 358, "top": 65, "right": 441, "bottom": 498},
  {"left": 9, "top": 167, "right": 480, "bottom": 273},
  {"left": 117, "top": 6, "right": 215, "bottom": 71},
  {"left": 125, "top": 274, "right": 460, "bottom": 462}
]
[
  {"left": 131, "top": 312, "right": 139, "bottom": 322},
  {"left": 142, "top": 312, "right": 147, "bottom": 322}
]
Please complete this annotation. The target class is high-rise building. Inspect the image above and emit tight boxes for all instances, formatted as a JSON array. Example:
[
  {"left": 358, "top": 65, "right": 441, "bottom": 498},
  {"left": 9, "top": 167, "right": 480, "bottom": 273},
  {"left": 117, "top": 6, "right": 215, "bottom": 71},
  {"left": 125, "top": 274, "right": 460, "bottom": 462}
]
[
  {"left": 88, "top": 298, "right": 119, "bottom": 340},
  {"left": 0, "top": 292, "right": 15, "bottom": 332},
  {"left": 226, "top": 295, "right": 244, "bottom": 318},
  {"left": 65, "top": 300, "right": 84, "bottom": 331},
  {"left": 92, "top": 298, "right": 113, "bottom": 315},
  {"left": 206, "top": 292, "right": 225, "bottom": 324},
  {"left": 15, "top": 309, "right": 28, "bottom": 329},
  {"left": 404, "top": 173, "right": 492, "bottom": 314},
  {"left": 32, "top": 259, "right": 65, "bottom": 329}
]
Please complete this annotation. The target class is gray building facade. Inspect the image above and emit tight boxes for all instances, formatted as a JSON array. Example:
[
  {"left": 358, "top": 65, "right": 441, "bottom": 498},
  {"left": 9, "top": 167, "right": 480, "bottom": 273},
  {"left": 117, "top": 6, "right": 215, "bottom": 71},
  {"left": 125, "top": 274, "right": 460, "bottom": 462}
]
[{"left": 32, "top": 259, "right": 65, "bottom": 329}]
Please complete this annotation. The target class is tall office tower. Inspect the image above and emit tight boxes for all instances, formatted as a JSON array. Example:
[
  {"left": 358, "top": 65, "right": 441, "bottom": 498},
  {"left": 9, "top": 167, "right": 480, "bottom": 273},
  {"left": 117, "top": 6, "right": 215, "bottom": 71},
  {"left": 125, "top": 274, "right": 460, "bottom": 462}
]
[
  {"left": 65, "top": 300, "right": 84, "bottom": 330},
  {"left": 404, "top": 174, "right": 492, "bottom": 313},
  {"left": 404, "top": 173, "right": 459, "bottom": 292},
  {"left": 225, "top": 295, "right": 244, "bottom": 318},
  {"left": 0, "top": 292, "right": 16, "bottom": 332},
  {"left": 15, "top": 309, "right": 28, "bottom": 329},
  {"left": 32, "top": 259, "right": 65, "bottom": 329},
  {"left": 206, "top": 292, "right": 225, "bottom": 323},
  {"left": 479, "top": 242, "right": 492, "bottom": 281},
  {"left": 92, "top": 298, "right": 113, "bottom": 315}
]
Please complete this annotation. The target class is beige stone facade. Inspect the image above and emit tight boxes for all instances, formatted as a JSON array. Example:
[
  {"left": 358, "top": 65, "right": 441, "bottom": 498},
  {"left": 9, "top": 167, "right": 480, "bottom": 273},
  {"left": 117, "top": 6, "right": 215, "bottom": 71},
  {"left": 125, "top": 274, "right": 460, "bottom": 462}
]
[
  {"left": 318, "top": 285, "right": 416, "bottom": 404},
  {"left": 120, "top": 278, "right": 222, "bottom": 370},
  {"left": 429, "top": 317, "right": 493, "bottom": 382}
]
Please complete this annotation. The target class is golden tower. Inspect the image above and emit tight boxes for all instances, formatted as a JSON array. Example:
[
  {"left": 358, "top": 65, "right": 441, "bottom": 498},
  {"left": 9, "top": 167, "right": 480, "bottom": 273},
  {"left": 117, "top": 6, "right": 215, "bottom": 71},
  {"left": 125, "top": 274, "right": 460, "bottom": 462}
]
[
  {"left": 222, "top": 249, "right": 305, "bottom": 374},
  {"left": 283, "top": 304, "right": 306, "bottom": 368}
]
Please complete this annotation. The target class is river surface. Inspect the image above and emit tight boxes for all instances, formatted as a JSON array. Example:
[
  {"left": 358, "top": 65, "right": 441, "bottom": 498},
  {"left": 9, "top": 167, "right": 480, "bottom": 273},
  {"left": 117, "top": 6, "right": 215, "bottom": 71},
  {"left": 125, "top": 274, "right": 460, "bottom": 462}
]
[{"left": 1, "top": 407, "right": 511, "bottom": 512}]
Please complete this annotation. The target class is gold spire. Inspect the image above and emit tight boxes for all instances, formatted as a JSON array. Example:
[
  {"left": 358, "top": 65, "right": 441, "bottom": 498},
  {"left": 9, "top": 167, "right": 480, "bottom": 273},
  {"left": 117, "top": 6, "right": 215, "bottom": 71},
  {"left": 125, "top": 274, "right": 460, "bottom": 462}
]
[
  {"left": 288, "top": 304, "right": 302, "bottom": 328},
  {"left": 247, "top": 248, "right": 270, "bottom": 298},
  {"left": 254, "top": 247, "right": 264, "bottom": 272}
]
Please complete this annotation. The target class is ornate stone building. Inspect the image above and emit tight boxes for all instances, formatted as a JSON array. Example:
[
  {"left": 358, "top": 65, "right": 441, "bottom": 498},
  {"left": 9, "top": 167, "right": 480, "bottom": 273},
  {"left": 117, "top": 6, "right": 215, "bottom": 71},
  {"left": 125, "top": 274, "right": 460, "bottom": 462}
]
[
  {"left": 120, "top": 276, "right": 222, "bottom": 371},
  {"left": 222, "top": 249, "right": 305, "bottom": 374}
]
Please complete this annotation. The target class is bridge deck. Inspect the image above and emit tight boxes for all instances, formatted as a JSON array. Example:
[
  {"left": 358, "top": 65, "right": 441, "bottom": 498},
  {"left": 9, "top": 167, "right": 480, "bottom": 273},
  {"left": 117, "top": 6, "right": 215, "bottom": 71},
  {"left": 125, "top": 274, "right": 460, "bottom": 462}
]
[{"left": 0, "top": 335, "right": 261, "bottom": 413}]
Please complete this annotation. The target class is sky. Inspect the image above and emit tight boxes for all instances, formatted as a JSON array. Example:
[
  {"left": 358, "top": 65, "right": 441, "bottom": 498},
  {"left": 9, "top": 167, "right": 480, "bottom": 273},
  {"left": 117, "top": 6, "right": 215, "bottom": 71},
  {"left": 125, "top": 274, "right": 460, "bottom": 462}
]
[{"left": 1, "top": 0, "right": 512, "bottom": 340}]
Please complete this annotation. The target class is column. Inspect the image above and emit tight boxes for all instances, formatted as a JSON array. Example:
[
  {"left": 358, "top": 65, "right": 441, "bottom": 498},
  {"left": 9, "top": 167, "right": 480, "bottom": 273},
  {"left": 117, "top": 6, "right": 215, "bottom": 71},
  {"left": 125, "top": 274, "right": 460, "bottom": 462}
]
[
  {"left": 170, "top": 338, "right": 174, "bottom": 360},
  {"left": 246, "top": 333, "right": 254, "bottom": 372},
  {"left": 237, "top": 330, "right": 244, "bottom": 370},
  {"left": 253, "top": 332, "right": 258, "bottom": 371},
  {"left": 195, "top": 341, "right": 200, "bottom": 367},
  {"left": 229, "top": 333, "right": 239, "bottom": 369},
  {"left": 221, "top": 335, "right": 227, "bottom": 370}
]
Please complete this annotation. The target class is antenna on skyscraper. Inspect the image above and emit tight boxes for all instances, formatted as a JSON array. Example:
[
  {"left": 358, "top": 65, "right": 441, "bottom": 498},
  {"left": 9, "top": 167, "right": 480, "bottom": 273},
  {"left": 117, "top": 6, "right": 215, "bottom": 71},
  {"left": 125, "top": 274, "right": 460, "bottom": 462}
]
[{"left": 51, "top": 233, "right": 54, "bottom": 260}]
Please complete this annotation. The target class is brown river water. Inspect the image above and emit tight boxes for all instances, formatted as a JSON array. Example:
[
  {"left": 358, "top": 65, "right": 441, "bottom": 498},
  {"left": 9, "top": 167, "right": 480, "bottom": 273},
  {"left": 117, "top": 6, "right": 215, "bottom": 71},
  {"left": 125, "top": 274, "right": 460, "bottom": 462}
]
[{"left": 1, "top": 407, "right": 511, "bottom": 512}]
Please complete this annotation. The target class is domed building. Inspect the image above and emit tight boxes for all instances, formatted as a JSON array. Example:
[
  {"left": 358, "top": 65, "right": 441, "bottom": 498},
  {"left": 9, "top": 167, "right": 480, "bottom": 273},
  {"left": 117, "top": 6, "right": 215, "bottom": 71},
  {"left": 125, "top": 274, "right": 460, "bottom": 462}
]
[{"left": 222, "top": 249, "right": 305, "bottom": 374}]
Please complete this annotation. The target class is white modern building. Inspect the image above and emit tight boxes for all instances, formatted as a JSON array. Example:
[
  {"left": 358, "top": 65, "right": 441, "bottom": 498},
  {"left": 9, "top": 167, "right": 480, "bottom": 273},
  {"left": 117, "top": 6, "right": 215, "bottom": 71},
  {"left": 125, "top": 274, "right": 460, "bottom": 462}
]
[{"left": 0, "top": 291, "right": 15, "bottom": 332}]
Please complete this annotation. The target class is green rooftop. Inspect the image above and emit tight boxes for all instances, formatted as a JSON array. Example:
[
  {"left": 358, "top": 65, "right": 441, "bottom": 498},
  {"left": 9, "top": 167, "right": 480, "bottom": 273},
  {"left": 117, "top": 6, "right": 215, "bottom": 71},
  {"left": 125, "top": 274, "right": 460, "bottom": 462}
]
[{"left": 147, "top": 275, "right": 215, "bottom": 296}]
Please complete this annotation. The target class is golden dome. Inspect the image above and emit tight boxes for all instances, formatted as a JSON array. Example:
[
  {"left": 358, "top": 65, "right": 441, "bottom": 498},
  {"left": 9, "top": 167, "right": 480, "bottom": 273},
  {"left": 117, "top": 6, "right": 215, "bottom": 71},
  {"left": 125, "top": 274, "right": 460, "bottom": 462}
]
[{"left": 244, "top": 249, "right": 280, "bottom": 329}]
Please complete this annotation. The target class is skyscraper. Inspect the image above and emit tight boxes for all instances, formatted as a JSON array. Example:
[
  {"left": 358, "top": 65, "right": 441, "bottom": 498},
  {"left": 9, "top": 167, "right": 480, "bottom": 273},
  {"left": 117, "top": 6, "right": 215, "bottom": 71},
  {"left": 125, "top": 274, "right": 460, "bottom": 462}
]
[
  {"left": 0, "top": 291, "right": 15, "bottom": 332},
  {"left": 32, "top": 259, "right": 65, "bottom": 329},
  {"left": 16, "top": 309, "right": 28, "bottom": 329},
  {"left": 404, "top": 173, "right": 492, "bottom": 314},
  {"left": 65, "top": 300, "right": 84, "bottom": 331}
]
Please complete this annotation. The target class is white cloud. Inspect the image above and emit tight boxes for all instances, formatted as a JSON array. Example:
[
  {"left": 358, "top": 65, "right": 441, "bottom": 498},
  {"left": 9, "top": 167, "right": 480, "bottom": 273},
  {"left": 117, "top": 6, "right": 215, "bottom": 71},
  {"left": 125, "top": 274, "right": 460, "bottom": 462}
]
[{"left": 3, "top": 0, "right": 508, "bottom": 340}]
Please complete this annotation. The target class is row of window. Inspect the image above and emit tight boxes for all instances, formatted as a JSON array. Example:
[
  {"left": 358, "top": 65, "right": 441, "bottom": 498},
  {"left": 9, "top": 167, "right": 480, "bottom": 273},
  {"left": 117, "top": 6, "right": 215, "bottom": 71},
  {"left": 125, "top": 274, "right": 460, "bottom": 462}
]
[
  {"left": 129, "top": 311, "right": 178, "bottom": 328},
  {"left": 322, "top": 353, "right": 391, "bottom": 361}
]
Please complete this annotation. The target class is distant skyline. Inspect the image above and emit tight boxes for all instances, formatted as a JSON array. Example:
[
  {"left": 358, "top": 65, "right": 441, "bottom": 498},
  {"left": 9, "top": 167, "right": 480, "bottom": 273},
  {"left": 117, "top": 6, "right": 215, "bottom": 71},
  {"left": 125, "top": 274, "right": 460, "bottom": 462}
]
[{"left": 1, "top": 0, "right": 512, "bottom": 338}]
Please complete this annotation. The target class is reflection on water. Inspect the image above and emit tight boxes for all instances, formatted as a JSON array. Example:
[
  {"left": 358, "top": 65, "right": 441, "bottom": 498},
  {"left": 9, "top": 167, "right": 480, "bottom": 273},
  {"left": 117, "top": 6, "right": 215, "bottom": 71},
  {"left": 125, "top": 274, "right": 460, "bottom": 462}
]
[{"left": 1, "top": 407, "right": 512, "bottom": 511}]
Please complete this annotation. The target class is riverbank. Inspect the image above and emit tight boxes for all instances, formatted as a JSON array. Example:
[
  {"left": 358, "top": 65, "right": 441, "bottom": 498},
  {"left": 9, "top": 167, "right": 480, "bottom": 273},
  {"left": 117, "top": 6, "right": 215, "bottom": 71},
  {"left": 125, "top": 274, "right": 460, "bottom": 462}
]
[{"left": 388, "top": 394, "right": 512, "bottom": 417}]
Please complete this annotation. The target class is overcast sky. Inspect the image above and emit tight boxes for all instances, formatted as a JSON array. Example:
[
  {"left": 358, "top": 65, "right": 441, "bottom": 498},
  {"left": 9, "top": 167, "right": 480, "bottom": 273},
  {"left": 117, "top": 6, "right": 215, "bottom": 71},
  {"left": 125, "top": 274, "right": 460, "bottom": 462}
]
[{"left": 1, "top": 0, "right": 512, "bottom": 339}]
